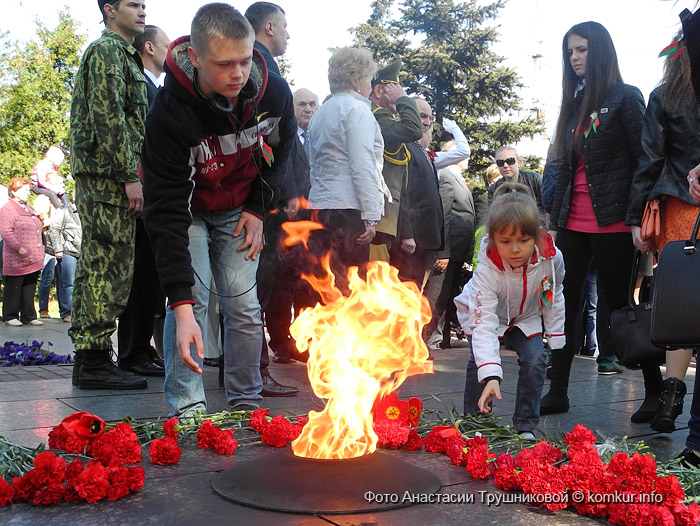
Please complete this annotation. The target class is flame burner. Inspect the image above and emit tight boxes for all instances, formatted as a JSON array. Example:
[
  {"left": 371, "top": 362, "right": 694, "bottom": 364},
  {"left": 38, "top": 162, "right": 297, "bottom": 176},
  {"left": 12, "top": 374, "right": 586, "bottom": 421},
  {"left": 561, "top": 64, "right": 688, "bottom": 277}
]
[{"left": 211, "top": 449, "right": 441, "bottom": 514}]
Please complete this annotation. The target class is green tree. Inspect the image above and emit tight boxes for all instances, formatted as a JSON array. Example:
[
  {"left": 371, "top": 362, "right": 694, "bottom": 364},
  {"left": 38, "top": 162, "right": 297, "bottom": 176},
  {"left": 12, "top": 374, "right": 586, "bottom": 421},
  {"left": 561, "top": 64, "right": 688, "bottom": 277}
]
[
  {"left": 353, "top": 0, "right": 544, "bottom": 188},
  {"left": 0, "top": 10, "right": 85, "bottom": 185}
]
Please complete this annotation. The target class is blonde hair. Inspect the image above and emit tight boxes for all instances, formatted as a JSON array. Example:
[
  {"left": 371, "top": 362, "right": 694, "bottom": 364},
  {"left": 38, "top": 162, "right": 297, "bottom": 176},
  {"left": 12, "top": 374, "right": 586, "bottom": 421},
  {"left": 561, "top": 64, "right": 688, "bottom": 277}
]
[
  {"left": 328, "top": 47, "right": 377, "bottom": 94},
  {"left": 487, "top": 182, "right": 540, "bottom": 247},
  {"left": 484, "top": 164, "right": 500, "bottom": 186}
]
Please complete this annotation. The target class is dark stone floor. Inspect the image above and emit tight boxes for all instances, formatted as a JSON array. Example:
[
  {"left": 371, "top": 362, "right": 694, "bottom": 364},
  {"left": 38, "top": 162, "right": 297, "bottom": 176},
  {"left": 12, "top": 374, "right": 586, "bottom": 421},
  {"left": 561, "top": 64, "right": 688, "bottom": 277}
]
[{"left": 0, "top": 319, "right": 695, "bottom": 525}]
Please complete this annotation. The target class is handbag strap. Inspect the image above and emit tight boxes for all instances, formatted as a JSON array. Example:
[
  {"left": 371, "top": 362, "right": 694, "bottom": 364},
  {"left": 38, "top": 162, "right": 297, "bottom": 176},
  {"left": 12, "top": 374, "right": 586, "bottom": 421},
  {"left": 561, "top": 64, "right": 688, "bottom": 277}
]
[
  {"left": 626, "top": 250, "right": 642, "bottom": 308},
  {"left": 684, "top": 208, "right": 700, "bottom": 254}
]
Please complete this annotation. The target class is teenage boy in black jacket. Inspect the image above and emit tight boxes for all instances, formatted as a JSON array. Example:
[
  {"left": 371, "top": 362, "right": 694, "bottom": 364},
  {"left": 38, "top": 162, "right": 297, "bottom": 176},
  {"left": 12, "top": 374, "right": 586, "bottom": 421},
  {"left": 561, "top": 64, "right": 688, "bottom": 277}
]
[{"left": 142, "top": 2, "right": 295, "bottom": 417}]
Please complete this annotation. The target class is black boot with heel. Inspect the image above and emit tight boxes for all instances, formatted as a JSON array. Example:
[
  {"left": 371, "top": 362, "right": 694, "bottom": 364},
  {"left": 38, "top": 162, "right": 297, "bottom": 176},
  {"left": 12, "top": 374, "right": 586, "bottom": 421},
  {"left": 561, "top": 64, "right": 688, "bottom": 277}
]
[{"left": 650, "top": 377, "right": 687, "bottom": 433}]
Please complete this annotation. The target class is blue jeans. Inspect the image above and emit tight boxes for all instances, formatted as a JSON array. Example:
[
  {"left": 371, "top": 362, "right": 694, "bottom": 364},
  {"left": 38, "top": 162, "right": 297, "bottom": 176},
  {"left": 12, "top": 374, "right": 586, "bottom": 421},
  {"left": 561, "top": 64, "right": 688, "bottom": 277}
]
[
  {"left": 163, "top": 207, "right": 263, "bottom": 416},
  {"left": 55, "top": 254, "right": 77, "bottom": 319},
  {"left": 38, "top": 254, "right": 56, "bottom": 312},
  {"left": 464, "top": 327, "right": 547, "bottom": 433}
]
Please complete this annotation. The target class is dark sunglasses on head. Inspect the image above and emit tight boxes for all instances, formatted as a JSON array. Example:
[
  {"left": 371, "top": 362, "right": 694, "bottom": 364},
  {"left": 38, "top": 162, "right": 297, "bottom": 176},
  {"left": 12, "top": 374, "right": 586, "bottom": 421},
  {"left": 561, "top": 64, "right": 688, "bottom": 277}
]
[{"left": 496, "top": 157, "right": 517, "bottom": 167}]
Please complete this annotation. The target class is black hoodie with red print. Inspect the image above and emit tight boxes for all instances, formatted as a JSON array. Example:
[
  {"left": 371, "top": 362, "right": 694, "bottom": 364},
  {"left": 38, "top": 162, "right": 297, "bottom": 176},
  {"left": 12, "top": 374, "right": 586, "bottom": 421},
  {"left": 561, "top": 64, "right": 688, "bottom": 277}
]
[{"left": 142, "top": 35, "right": 295, "bottom": 306}]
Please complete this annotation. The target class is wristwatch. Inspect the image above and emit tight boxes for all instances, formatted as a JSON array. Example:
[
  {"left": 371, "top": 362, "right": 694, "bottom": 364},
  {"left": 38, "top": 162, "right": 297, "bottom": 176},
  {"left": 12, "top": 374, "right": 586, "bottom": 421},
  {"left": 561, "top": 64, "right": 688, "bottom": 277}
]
[{"left": 363, "top": 219, "right": 378, "bottom": 227}]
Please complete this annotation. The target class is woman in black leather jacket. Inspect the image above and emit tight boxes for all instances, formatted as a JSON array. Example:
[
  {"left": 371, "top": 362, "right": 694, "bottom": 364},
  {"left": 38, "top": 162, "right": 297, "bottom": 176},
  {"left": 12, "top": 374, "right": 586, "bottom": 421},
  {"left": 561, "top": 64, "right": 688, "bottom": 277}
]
[
  {"left": 626, "top": 32, "right": 700, "bottom": 433},
  {"left": 542, "top": 21, "right": 645, "bottom": 415}
]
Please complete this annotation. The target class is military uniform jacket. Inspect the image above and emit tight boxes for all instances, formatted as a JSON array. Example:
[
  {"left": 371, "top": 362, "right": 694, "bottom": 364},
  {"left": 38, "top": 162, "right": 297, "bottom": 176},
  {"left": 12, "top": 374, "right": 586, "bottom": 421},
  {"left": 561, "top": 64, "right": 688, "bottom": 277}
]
[
  {"left": 142, "top": 36, "right": 295, "bottom": 306},
  {"left": 70, "top": 29, "right": 147, "bottom": 205},
  {"left": 372, "top": 97, "right": 423, "bottom": 239}
]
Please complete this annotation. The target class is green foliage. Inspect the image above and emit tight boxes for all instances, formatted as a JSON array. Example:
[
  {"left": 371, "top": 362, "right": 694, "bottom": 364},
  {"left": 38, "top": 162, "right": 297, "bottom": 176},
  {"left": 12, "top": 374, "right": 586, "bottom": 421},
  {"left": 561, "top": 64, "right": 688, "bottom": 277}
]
[
  {"left": 0, "top": 10, "right": 85, "bottom": 186},
  {"left": 352, "top": 0, "right": 545, "bottom": 181}
]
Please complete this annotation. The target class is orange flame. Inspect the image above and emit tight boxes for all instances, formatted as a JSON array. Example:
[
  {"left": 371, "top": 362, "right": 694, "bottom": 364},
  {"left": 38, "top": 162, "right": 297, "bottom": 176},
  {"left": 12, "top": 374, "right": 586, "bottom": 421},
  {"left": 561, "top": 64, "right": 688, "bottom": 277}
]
[{"left": 285, "top": 222, "right": 433, "bottom": 460}]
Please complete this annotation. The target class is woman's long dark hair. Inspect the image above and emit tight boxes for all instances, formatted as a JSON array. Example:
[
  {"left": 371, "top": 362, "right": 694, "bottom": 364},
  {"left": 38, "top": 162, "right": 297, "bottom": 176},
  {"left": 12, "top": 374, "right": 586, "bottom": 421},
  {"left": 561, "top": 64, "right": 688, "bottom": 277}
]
[
  {"left": 659, "top": 30, "right": 698, "bottom": 115},
  {"left": 554, "top": 21, "right": 623, "bottom": 156}
]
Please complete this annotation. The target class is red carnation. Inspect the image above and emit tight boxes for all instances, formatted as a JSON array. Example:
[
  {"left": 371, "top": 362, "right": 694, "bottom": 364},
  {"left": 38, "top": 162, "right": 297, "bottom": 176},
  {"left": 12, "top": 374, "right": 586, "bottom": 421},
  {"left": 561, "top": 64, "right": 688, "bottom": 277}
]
[
  {"left": 63, "top": 459, "right": 85, "bottom": 503},
  {"left": 0, "top": 477, "right": 14, "bottom": 506},
  {"left": 261, "top": 415, "right": 295, "bottom": 448},
  {"left": 652, "top": 474, "right": 685, "bottom": 508},
  {"left": 105, "top": 466, "right": 143, "bottom": 501},
  {"left": 444, "top": 435, "right": 467, "bottom": 466},
  {"left": 11, "top": 473, "right": 39, "bottom": 503},
  {"left": 31, "top": 451, "right": 67, "bottom": 486},
  {"left": 464, "top": 436, "right": 495, "bottom": 480},
  {"left": 403, "top": 429, "right": 423, "bottom": 451},
  {"left": 163, "top": 417, "right": 179, "bottom": 440},
  {"left": 149, "top": 437, "right": 182, "bottom": 465},
  {"left": 31, "top": 482, "right": 65, "bottom": 506},
  {"left": 518, "top": 463, "right": 568, "bottom": 511},
  {"left": 422, "top": 425, "right": 461, "bottom": 453},
  {"left": 73, "top": 460, "right": 110, "bottom": 503},
  {"left": 197, "top": 420, "right": 218, "bottom": 450},
  {"left": 671, "top": 501, "right": 700, "bottom": 526},
  {"left": 91, "top": 422, "right": 142, "bottom": 467},
  {"left": 492, "top": 452, "right": 520, "bottom": 491},
  {"left": 564, "top": 424, "right": 597, "bottom": 446},
  {"left": 48, "top": 425, "right": 90, "bottom": 455},
  {"left": 290, "top": 416, "right": 308, "bottom": 441},
  {"left": 373, "top": 420, "right": 410, "bottom": 449},
  {"left": 125, "top": 466, "right": 145, "bottom": 492},
  {"left": 249, "top": 408, "right": 270, "bottom": 433},
  {"left": 213, "top": 429, "right": 239, "bottom": 455}
]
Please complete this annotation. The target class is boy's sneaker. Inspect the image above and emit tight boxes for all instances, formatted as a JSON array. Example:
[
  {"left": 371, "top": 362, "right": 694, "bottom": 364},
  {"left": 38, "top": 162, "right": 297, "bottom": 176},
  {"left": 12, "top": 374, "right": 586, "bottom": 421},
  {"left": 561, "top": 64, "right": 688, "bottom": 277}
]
[
  {"left": 40, "top": 310, "right": 50, "bottom": 318},
  {"left": 598, "top": 363, "right": 623, "bottom": 375}
]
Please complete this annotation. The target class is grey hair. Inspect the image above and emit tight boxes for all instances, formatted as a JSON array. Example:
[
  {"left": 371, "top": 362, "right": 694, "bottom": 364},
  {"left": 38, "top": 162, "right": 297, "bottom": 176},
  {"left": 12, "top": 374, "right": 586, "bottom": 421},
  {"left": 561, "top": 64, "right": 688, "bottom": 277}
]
[{"left": 328, "top": 47, "right": 377, "bottom": 94}]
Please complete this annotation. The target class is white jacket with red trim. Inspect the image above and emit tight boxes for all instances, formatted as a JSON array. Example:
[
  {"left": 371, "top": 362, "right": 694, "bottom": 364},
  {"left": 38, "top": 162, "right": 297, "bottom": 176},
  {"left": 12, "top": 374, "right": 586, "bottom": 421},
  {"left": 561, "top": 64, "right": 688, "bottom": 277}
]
[{"left": 455, "top": 230, "right": 565, "bottom": 382}]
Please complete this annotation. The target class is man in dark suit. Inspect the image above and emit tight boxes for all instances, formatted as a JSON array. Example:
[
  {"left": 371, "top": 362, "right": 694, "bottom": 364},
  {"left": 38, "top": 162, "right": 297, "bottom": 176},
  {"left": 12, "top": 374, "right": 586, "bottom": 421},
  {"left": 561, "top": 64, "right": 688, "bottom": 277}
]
[
  {"left": 245, "top": 3, "right": 300, "bottom": 395},
  {"left": 424, "top": 149, "right": 475, "bottom": 349},
  {"left": 244, "top": 2, "right": 288, "bottom": 76},
  {"left": 115, "top": 24, "right": 170, "bottom": 377},
  {"left": 265, "top": 88, "right": 319, "bottom": 364}
]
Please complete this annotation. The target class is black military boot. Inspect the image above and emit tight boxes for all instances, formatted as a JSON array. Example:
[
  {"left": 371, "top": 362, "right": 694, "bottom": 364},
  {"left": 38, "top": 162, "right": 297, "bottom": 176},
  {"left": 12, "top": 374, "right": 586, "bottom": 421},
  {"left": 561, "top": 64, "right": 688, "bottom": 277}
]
[
  {"left": 72, "top": 350, "right": 83, "bottom": 387},
  {"left": 650, "top": 377, "right": 687, "bottom": 433},
  {"left": 78, "top": 349, "right": 148, "bottom": 390}
]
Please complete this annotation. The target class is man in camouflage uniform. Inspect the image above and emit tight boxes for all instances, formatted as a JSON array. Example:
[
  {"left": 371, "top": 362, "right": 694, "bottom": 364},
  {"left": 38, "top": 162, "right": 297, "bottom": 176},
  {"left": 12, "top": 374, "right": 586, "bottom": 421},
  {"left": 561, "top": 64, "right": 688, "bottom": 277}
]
[
  {"left": 68, "top": 0, "right": 149, "bottom": 390},
  {"left": 368, "top": 60, "right": 423, "bottom": 262}
]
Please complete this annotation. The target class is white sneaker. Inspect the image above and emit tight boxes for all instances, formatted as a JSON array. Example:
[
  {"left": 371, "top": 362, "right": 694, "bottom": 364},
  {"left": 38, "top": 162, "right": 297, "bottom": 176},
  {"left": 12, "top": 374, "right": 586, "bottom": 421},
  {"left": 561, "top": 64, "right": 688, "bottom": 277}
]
[
  {"left": 4, "top": 319, "right": 22, "bottom": 327},
  {"left": 29, "top": 319, "right": 43, "bottom": 326}
]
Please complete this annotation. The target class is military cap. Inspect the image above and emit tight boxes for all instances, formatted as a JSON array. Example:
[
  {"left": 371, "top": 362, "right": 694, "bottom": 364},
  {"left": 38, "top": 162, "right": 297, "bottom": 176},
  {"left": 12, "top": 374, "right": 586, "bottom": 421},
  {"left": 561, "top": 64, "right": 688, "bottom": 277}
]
[{"left": 371, "top": 60, "right": 403, "bottom": 87}]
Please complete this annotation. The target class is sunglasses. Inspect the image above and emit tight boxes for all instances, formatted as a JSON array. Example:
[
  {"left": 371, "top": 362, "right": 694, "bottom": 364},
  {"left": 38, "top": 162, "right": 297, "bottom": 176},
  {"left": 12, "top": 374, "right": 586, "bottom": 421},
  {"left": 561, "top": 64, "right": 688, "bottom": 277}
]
[{"left": 496, "top": 157, "right": 517, "bottom": 167}]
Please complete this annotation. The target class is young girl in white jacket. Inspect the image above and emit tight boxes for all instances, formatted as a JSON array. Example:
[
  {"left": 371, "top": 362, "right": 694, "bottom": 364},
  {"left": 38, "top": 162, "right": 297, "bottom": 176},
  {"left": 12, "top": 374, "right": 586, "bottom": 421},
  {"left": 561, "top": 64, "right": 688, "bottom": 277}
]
[{"left": 455, "top": 183, "right": 565, "bottom": 437}]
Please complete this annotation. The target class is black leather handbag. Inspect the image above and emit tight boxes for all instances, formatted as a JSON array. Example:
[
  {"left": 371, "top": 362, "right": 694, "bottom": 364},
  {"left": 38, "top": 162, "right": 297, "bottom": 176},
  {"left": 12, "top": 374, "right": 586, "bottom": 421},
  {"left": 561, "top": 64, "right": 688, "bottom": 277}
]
[
  {"left": 610, "top": 251, "right": 665, "bottom": 369},
  {"left": 650, "top": 208, "right": 700, "bottom": 349}
]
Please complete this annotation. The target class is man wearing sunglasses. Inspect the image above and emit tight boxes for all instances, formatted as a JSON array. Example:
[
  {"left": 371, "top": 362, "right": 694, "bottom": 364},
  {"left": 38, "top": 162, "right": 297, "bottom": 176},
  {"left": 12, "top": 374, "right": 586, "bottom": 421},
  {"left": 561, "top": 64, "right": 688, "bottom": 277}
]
[{"left": 488, "top": 146, "right": 545, "bottom": 218}]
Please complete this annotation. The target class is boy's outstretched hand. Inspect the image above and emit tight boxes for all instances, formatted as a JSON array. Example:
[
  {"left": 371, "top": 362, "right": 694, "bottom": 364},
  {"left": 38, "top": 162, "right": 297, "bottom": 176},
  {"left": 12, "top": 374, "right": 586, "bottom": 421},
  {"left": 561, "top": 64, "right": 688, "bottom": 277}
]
[{"left": 478, "top": 379, "right": 502, "bottom": 413}]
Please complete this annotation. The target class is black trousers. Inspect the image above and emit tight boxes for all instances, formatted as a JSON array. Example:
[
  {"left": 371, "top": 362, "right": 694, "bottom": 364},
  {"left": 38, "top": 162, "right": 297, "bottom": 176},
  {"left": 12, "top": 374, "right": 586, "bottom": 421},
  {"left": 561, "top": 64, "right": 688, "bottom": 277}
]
[
  {"left": 3, "top": 271, "right": 40, "bottom": 323},
  {"left": 555, "top": 229, "right": 635, "bottom": 366},
  {"left": 117, "top": 217, "right": 165, "bottom": 367},
  {"left": 257, "top": 209, "right": 368, "bottom": 371}
]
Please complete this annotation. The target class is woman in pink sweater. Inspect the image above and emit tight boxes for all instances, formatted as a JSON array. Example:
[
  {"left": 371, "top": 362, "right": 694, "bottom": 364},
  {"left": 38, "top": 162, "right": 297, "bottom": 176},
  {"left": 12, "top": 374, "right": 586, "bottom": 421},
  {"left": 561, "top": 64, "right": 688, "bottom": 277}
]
[{"left": 0, "top": 178, "right": 45, "bottom": 326}]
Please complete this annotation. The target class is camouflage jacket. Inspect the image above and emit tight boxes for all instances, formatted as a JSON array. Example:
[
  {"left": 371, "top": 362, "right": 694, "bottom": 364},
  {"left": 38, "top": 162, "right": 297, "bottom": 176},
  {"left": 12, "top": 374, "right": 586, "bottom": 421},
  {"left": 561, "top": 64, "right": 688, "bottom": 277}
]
[{"left": 70, "top": 30, "right": 147, "bottom": 192}]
